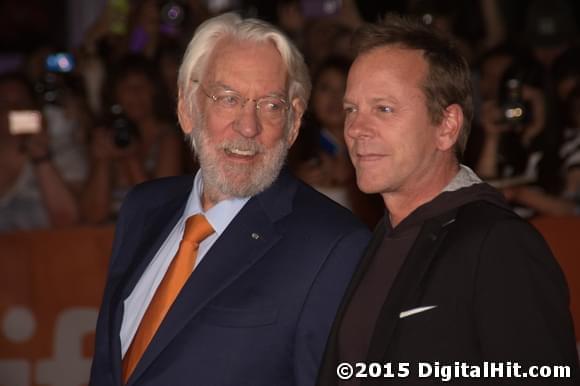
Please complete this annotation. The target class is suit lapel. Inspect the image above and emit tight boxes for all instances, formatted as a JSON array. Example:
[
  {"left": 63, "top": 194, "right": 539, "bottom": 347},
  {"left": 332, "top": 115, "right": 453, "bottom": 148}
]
[
  {"left": 364, "top": 209, "right": 458, "bottom": 368},
  {"left": 109, "top": 191, "right": 189, "bottom": 385},
  {"left": 126, "top": 171, "right": 297, "bottom": 385}
]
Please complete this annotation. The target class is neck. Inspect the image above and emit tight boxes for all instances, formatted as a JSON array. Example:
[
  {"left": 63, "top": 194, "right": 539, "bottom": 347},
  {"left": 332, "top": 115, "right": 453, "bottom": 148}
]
[
  {"left": 201, "top": 186, "right": 231, "bottom": 212},
  {"left": 383, "top": 161, "right": 460, "bottom": 227}
]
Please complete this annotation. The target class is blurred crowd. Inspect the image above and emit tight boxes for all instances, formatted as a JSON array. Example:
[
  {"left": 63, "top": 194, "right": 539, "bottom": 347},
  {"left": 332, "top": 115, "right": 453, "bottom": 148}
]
[{"left": 2, "top": 0, "right": 580, "bottom": 233}]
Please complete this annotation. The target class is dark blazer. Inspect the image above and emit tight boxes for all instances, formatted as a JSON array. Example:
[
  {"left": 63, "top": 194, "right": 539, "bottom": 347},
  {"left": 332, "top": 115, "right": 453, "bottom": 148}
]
[
  {"left": 90, "top": 171, "right": 371, "bottom": 386},
  {"left": 317, "top": 200, "right": 579, "bottom": 385}
]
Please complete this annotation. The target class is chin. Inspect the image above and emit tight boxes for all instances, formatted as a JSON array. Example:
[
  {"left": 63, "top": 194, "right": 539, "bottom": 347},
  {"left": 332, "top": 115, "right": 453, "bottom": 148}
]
[
  {"left": 354, "top": 171, "right": 379, "bottom": 192},
  {"left": 356, "top": 179, "right": 380, "bottom": 194}
]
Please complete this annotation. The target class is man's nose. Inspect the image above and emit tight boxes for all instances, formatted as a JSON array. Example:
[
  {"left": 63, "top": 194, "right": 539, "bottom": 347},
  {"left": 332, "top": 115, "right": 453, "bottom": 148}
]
[
  {"left": 345, "top": 112, "right": 373, "bottom": 140},
  {"left": 233, "top": 102, "right": 260, "bottom": 138}
]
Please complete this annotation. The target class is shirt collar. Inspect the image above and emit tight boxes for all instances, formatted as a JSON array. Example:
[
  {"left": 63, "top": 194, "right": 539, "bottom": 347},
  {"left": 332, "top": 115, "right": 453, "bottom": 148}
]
[{"left": 183, "top": 171, "right": 250, "bottom": 235}]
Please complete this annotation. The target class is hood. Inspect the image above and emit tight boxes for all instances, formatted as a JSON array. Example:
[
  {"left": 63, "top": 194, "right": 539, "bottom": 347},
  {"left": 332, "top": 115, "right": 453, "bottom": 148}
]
[{"left": 388, "top": 165, "right": 511, "bottom": 233}]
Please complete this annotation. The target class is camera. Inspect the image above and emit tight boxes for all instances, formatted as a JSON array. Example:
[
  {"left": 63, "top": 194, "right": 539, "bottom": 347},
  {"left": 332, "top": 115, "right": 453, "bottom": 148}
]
[
  {"left": 35, "top": 73, "right": 62, "bottom": 105},
  {"left": 500, "top": 78, "right": 532, "bottom": 126},
  {"left": 34, "top": 53, "right": 75, "bottom": 105},
  {"left": 109, "top": 104, "right": 139, "bottom": 148}
]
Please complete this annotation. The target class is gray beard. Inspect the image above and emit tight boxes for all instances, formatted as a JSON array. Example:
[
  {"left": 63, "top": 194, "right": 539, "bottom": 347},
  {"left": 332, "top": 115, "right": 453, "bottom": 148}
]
[{"left": 188, "top": 122, "right": 288, "bottom": 203}]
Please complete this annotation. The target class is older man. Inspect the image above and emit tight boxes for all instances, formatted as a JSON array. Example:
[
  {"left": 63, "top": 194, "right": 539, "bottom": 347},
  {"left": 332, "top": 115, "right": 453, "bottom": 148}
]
[
  {"left": 317, "top": 15, "right": 579, "bottom": 386},
  {"left": 89, "top": 13, "right": 370, "bottom": 386}
]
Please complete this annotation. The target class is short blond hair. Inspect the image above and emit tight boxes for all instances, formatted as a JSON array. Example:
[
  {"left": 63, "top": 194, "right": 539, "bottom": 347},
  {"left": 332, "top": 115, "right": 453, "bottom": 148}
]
[{"left": 354, "top": 14, "right": 473, "bottom": 159}]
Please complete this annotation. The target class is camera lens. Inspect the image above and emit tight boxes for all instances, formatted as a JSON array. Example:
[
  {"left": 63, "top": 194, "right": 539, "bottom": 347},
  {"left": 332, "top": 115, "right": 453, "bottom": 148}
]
[
  {"left": 109, "top": 104, "right": 137, "bottom": 148},
  {"left": 502, "top": 78, "right": 527, "bottom": 124}
]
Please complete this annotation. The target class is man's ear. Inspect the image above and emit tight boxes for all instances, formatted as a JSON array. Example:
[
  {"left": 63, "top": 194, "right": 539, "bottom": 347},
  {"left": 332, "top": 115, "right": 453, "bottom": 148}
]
[
  {"left": 286, "top": 98, "right": 304, "bottom": 147},
  {"left": 436, "top": 104, "right": 463, "bottom": 152},
  {"left": 177, "top": 93, "right": 195, "bottom": 135}
]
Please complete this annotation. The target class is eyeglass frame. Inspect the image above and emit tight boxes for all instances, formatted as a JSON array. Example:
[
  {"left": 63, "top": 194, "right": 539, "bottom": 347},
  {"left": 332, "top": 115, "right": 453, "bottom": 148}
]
[{"left": 192, "top": 80, "right": 291, "bottom": 124}]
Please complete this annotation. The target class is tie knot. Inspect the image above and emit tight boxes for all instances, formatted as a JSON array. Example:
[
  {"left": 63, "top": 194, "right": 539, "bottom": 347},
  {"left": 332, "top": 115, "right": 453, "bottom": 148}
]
[{"left": 183, "top": 214, "right": 215, "bottom": 244}]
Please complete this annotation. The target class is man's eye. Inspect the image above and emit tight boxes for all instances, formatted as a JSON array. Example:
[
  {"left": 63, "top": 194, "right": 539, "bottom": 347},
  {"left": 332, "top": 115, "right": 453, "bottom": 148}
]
[
  {"left": 377, "top": 105, "right": 393, "bottom": 113},
  {"left": 217, "top": 95, "right": 239, "bottom": 107},
  {"left": 261, "top": 99, "right": 285, "bottom": 112},
  {"left": 343, "top": 106, "right": 356, "bottom": 114}
]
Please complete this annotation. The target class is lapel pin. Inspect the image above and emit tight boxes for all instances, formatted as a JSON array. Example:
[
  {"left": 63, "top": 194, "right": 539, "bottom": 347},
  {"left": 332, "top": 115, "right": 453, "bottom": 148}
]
[{"left": 251, "top": 232, "right": 260, "bottom": 240}]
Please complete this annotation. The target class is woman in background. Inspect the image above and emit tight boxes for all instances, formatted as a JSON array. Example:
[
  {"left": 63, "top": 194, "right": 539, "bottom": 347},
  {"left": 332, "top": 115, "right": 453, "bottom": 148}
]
[
  {"left": 289, "top": 56, "right": 382, "bottom": 227},
  {"left": 81, "top": 55, "right": 184, "bottom": 224},
  {"left": 0, "top": 73, "right": 82, "bottom": 231}
]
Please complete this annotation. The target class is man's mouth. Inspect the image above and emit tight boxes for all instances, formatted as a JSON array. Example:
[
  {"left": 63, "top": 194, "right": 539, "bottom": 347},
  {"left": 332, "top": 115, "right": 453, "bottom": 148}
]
[
  {"left": 354, "top": 151, "right": 388, "bottom": 163},
  {"left": 225, "top": 148, "right": 257, "bottom": 157}
]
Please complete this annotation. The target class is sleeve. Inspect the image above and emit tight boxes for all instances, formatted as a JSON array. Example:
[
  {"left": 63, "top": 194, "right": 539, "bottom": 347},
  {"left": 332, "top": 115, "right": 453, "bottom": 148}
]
[
  {"left": 474, "top": 218, "right": 579, "bottom": 384},
  {"left": 292, "top": 228, "right": 370, "bottom": 386}
]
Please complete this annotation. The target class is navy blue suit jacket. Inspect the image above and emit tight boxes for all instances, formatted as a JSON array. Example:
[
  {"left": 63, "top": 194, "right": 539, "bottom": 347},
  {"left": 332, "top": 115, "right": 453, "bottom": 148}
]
[{"left": 89, "top": 171, "right": 371, "bottom": 386}]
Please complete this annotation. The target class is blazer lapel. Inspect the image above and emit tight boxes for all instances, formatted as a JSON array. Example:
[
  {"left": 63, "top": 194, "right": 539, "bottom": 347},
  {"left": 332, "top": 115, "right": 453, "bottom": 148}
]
[
  {"left": 364, "top": 209, "right": 458, "bottom": 368},
  {"left": 127, "top": 172, "right": 296, "bottom": 385},
  {"left": 109, "top": 193, "right": 188, "bottom": 385}
]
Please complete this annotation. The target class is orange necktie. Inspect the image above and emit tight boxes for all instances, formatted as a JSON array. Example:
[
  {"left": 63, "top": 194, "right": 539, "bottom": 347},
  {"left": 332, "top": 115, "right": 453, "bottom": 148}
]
[{"left": 122, "top": 214, "right": 214, "bottom": 383}]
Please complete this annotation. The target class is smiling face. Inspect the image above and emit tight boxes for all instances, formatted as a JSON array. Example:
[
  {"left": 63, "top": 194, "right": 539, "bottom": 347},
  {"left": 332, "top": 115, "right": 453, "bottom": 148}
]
[
  {"left": 344, "top": 46, "right": 458, "bottom": 201},
  {"left": 179, "top": 38, "right": 302, "bottom": 205}
]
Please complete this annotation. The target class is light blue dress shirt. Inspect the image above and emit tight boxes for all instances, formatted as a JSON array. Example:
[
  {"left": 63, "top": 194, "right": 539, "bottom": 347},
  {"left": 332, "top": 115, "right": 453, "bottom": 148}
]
[{"left": 119, "top": 172, "right": 250, "bottom": 357}]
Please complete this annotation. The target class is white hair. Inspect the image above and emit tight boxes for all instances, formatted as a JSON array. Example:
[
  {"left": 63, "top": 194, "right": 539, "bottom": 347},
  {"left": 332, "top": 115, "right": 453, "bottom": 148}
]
[{"left": 177, "top": 12, "right": 311, "bottom": 130}]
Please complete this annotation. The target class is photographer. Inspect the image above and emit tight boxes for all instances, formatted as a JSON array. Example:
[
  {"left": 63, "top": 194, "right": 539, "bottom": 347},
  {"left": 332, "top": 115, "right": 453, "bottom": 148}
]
[
  {"left": 501, "top": 84, "right": 580, "bottom": 216},
  {"left": 473, "top": 60, "right": 579, "bottom": 217},
  {"left": 0, "top": 73, "right": 81, "bottom": 231},
  {"left": 81, "top": 55, "right": 184, "bottom": 224},
  {"left": 475, "top": 64, "right": 547, "bottom": 181}
]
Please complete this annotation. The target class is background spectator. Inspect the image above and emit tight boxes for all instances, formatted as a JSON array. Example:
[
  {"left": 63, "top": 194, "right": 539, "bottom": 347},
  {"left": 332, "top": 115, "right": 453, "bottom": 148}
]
[
  {"left": 81, "top": 55, "right": 184, "bottom": 223},
  {"left": 289, "top": 55, "right": 382, "bottom": 227},
  {"left": 0, "top": 73, "right": 83, "bottom": 231},
  {"left": 2, "top": 0, "right": 580, "bottom": 227}
]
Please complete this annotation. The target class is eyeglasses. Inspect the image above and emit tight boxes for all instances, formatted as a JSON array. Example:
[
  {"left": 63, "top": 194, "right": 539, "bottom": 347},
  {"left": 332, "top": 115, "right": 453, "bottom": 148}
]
[{"left": 195, "top": 82, "right": 289, "bottom": 126}]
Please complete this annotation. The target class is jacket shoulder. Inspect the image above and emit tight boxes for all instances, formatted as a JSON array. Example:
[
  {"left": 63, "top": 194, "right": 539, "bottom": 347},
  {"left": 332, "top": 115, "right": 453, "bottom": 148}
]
[
  {"left": 447, "top": 200, "right": 554, "bottom": 267},
  {"left": 291, "top": 180, "right": 370, "bottom": 235},
  {"left": 452, "top": 200, "right": 533, "bottom": 236},
  {"left": 120, "top": 175, "right": 193, "bottom": 213},
  {"left": 454, "top": 201, "right": 545, "bottom": 249},
  {"left": 128, "top": 175, "right": 193, "bottom": 201},
  {"left": 457, "top": 200, "right": 519, "bottom": 223}
]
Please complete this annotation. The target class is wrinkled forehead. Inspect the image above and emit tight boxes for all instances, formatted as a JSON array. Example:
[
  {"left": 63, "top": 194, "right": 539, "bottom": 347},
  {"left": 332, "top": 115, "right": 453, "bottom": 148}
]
[
  {"left": 202, "top": 38, "right": 288, "bottom": 92},
  {"left": 347, "top": 46, "right": 429, "bottom": 93}
]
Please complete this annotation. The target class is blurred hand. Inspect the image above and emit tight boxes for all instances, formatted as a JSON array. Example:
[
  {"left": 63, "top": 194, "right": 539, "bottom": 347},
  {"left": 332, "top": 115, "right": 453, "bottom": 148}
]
[
  {"left": 520, "top": 85, "right": 546, "bottom": 145},
  {"left": 480, "top": 100, "right": 510, "bottom": 137},
  {"left": 90, "top": 127, "right": 139, "bottom": 161},
  {"left": 21, "top": 131, "right": 50, "bottom": 160}
]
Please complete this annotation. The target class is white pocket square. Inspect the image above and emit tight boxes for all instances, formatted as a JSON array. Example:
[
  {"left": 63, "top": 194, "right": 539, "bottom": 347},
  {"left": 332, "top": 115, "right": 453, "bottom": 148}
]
[{"left": 399, "top": 305, "right": 438, "bottom": 319}]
